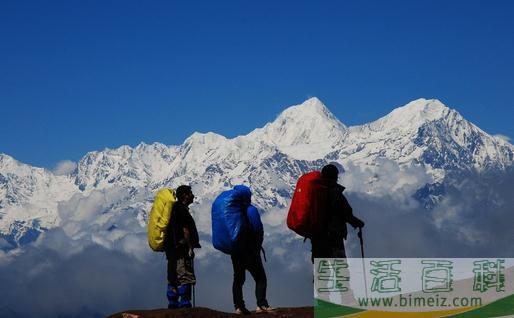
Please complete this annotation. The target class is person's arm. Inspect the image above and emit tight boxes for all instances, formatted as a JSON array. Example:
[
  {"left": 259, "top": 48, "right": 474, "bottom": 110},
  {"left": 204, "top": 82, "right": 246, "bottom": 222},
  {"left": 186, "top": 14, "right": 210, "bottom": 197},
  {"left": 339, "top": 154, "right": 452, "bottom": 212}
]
[
  {"left": 182, "top": 227, "right": 192, "bottom": 248},
  {"left": 183, "top": 227, "right": 195, "bottom": 258},
  {"left": 341, "top": 194, "right": 364, "bottom": 228}
]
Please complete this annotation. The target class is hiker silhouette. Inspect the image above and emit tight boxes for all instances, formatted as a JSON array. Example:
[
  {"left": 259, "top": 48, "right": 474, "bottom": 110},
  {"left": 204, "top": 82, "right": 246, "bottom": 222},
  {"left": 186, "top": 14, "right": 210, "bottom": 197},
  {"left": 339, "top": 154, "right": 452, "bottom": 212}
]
[
  {"left": 211, "top": 185, "right": 274, "bottom": 315},
  {"left": 310, "top": 164, "right": 365, "bottom": 261},
  {"left": 164, "top": 185, "right": 201, "bottom": 309}
]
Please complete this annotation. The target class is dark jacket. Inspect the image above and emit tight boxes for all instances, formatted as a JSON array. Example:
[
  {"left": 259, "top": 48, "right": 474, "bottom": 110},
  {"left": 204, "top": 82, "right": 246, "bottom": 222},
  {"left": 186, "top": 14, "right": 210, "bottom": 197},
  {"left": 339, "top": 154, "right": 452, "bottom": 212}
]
[
  {"left": 324, "top": 181, "right": 362, "bottom": 242},
  {"left": 243, "top": 223, "right": 263, "bottom": 253},
  {"left": 164, "top": 202, "right": 201, "bottom": 252},
  {"left": 234, "top": 205, "right": 263, "bottom": 255}
]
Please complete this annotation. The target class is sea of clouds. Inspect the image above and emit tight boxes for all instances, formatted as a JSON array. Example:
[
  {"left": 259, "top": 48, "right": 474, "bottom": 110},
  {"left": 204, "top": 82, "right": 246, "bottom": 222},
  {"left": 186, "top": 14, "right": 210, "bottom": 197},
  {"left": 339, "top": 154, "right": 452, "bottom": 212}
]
[{"left": 1, "top": 161, "right": 513, "bottom": 317}]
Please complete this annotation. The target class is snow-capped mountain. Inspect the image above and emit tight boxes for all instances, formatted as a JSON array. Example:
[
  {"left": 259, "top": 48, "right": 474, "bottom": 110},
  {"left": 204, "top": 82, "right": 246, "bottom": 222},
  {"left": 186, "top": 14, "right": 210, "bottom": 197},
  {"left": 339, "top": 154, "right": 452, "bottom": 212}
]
[
  {"left": 247, "top": 97, "right": 348, "bottom": 160},
  {"left": 1, "top": 97, "right": 513, "bottom": 249},
  {"left": 343, "top": 99, "right": 513, "bottom": 171},
  {"left": 0, "top": 154, "right": 77, "bottom": 246},
  {"left": 75, "top": 143, "right": 180, "bottom": 192}
]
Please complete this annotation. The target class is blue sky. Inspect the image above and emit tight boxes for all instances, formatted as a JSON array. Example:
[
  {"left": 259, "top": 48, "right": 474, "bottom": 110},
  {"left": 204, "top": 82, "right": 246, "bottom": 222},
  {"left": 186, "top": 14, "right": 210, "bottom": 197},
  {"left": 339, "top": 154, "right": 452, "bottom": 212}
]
[{"left": 1, "top": 0, "right": 513, "bottom": 169}]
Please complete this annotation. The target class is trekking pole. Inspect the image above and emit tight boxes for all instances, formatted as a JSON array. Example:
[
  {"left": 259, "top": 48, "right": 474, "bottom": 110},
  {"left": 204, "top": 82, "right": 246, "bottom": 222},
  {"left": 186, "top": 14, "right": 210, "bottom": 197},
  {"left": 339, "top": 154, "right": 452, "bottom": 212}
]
[
  {"left": 357, "top": 227, "right": 368, "bottom": 299},
  {"left": 193, "top": 284, "right": 195, "bottom": 308},
  {"left": 192, "top": 257, "right": 196, "bottom": 308}
]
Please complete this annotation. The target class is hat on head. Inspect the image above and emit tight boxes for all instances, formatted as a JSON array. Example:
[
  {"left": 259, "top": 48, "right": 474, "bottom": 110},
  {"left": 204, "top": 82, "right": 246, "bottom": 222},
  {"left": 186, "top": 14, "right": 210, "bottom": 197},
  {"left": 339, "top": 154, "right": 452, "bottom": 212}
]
[{"left": 321, "top": 164, "right": 339, "bottom": 180}]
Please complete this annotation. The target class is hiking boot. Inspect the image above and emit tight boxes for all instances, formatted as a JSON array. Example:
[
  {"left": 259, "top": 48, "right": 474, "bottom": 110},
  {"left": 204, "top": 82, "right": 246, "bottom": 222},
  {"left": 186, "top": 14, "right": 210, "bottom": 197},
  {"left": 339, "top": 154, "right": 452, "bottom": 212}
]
[
  {"left": 177, "top": 284, "right": 192, "bottom": 308},
  {"left": 178, "top": 300, "right": 192, "bottom": 308},
  {"left": 235, "top": 307, "right": 251, "bottom": 315},
  {"left": 256, "top": 305, "right": 275, "bottom": 313},
  {"left": 166, "top": 284, "right": 179, "bottom": 309},
  {"left": 167, "top": 303, "right": 179, "bottom": 309}
]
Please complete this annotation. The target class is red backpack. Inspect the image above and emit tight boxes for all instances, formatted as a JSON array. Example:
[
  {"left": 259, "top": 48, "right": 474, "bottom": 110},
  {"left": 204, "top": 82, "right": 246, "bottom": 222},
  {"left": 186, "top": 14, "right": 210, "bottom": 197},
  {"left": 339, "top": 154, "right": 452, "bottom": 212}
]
[{"left": 287, "top": 171, "right": 330, "bottom": 239}]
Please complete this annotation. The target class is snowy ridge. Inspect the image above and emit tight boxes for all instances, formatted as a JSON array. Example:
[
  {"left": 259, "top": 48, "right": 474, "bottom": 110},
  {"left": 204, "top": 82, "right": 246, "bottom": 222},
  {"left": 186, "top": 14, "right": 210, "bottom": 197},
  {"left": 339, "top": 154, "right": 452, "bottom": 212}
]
[
  {"left": 247, "top": 97, "right": 347, "bottom": 160},
  {"left": 0, "top": 154, "right": 77, "bottom": 244},
  {"left": 344, "top": 98, "right": 513, "bottom": 170},
  {"left": 0, "top": 97, "right": 513, "bottom": 249},
  {"left": 367, "top": 98, "right": 449, "bottom": 131},
  {"left": 76, "top": 142, "right": 180, "bottom": 192}
]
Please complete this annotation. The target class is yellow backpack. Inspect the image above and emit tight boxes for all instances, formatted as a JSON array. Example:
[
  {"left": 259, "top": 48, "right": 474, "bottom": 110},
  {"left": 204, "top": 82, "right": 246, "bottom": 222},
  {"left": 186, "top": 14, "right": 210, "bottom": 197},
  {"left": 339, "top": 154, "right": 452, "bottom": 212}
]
[{"left": 147, "top": 188, "right": 177, "bottom": 251}]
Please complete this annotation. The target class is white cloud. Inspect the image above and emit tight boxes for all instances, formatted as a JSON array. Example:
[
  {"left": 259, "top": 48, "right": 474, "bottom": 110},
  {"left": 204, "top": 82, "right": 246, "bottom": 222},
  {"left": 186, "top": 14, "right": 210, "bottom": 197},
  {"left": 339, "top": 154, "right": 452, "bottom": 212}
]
[
  {"left": 262, "top": 207, "right": 288, "bottom": 228},
  {"left": 341, "top": 158, "right": 433, "bottom": 209},
  {"left": 2, "top": 169, "right": 514, "bottom": 317},
  {"left": 52, "top": 160, "right": 77, "bottom": 175}
]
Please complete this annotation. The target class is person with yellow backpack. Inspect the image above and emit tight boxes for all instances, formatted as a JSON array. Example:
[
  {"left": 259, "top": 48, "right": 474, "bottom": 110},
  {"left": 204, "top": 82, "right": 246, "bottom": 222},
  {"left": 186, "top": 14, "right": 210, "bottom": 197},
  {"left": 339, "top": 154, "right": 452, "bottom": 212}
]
[{"left": 148, "top": 185, "right": 200, "bottom": 309}]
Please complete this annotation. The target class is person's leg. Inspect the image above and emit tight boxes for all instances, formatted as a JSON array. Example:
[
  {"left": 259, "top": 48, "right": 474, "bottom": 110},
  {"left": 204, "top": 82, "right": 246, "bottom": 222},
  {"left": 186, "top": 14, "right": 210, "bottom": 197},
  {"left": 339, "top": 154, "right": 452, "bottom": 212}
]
[
  {"left": 166, "top": 284, "right": 179, "bottom": 309},
  {"left": 311, "top": 238, "right": 331, "bottom": 263},
  {"left": 166, "top": 256, "right": 180, "bottom": 309},
  {"left": 325, "top": 235, "right": 346, "bottom": 258},
  {"left": 177, "top": 283, "right": 192, "bottom": 308},
  {"left": 246, "top": 252, "right": 268, "bottom": 308},
  {"left": 331, "top": 242, "right": 346, "bottom": 258},
  {"left": 231, "top": 254, "right": 247, "bottom": 310},
  {"left": 176, "top": 247, "right": 196, "bottom": 308}
]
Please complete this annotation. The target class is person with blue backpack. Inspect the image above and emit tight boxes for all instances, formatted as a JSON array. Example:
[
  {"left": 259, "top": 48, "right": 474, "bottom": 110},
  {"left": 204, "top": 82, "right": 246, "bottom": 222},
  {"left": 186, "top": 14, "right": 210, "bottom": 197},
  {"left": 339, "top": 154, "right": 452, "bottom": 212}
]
[{"left": 211, "top": 185, "right": 274, "bottom": 315}]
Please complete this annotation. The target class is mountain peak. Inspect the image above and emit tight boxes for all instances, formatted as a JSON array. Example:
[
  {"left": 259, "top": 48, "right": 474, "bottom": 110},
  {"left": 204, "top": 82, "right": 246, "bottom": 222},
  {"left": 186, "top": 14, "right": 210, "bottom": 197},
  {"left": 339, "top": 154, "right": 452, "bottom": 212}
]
[
  {"left": 273, "top": 97, "right": 346, "bottom": 133},
  {"left": 300, "top": 96, "right": 325, "bottom": 109},
  {"left": 394, "top": 98, "right": 449, "bottom": 119},
  {"left": 366, "top": 98, "right": 452, "bottom": 132},
  {"left": 278, "top": 97, "right": 342, "bottom": 124},
  {"left": 245, "top": 97, "right": 347, "bottom": 159}
]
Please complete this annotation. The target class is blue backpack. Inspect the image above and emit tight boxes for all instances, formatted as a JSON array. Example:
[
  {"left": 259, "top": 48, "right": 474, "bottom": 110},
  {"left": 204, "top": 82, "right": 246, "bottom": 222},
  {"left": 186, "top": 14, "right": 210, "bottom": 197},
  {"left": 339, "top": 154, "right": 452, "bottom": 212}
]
[{"left": 211, "top": 185, "right": 263, "bottom": 254}]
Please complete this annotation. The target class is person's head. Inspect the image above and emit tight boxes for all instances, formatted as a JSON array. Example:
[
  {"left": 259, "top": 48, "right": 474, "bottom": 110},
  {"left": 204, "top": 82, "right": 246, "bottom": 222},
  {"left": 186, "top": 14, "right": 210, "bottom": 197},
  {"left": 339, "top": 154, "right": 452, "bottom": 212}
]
[
  {"left": 321, "top": 164, "right": 339, "bottom": 181},
  {"left": 176, "top": 185, "right": 194, "bottom": 205}
]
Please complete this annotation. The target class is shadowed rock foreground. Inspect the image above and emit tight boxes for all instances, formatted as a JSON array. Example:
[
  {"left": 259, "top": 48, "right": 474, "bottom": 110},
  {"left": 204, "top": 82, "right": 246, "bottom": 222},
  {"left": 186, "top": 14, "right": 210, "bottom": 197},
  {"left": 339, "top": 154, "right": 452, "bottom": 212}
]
[{"left": 108, "top": 307, "right": 314, "bottom": 318}]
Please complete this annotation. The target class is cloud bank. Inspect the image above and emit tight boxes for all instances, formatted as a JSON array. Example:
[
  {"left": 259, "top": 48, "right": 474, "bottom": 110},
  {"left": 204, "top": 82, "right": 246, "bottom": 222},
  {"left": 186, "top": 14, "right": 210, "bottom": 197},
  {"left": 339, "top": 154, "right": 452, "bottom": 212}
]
[{"left": 1, "top": 163, "right": 513, "bottom": 317}]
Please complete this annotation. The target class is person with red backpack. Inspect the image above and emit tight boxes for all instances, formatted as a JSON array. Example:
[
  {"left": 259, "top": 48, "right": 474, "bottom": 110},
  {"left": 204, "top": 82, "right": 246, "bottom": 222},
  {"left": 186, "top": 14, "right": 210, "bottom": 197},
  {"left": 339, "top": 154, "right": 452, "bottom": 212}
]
[
  {"left": 312, "top": 164, "right": 364, "bottom": 261},
  {"left": 287, "top": 164, "right": 364, "bottom": 261}
]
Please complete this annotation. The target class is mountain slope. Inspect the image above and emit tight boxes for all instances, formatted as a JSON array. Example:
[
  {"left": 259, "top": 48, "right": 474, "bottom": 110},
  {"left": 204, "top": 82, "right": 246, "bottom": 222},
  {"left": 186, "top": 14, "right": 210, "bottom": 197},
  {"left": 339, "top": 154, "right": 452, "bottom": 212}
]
[
  {"left": 0, "top": 154, "right": 77, "bottom": 246},
  {"left": 342, "top": 98, "right": 513, "bottom": 172},
  {"left": 247, "top": 97, "right": 347, "bottom": 160},
  {"left": 0, "top": 97, "right": 512, "bottom": 249}
]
